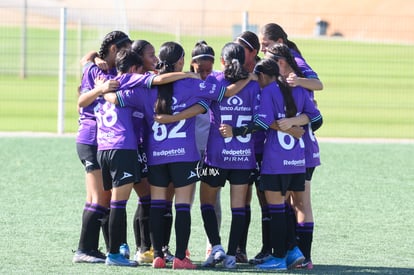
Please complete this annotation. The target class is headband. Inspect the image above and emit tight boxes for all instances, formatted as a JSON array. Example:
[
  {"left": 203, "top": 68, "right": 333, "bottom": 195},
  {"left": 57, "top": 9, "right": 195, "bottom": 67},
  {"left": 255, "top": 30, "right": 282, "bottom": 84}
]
[
  {"left": 237, "top": 36, "right": 254, "bottom": 51},
  {"left": 192, "top": 54, "right": 215, "bottom": 61}
]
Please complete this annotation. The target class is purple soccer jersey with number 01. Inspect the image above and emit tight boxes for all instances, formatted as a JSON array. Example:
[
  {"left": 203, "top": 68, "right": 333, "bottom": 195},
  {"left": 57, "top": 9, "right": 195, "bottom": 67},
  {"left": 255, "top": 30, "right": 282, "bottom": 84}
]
[
  {"left": 117, "top": 77, "right": 226, "bottom": 165},
  {"left": 204, "top": 72, "right": 259, "bottom": 170},
  {"left": 255, "top": 82, "right": 321, "bottom": 175}
]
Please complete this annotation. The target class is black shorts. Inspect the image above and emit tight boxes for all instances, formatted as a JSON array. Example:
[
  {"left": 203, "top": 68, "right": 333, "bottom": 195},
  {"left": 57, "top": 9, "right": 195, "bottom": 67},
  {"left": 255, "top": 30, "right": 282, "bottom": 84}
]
[
  {"left": 200, "top": 164, "right": 252, "bottom": 188},
  {"left": 76, "top": 143, "right": 100, "bottom": 172},
  {"left": 137, "top": 145, "right": 148, "bottom": 178},
  {"left": 97, "top": 149, "right": 140, "bottom": 191},
  {"left": 260, "top": 173, "right": 306, "bottom": 196},
  {"left": 305, "top": 167, "right": 316, "bottom": 181},
  {"left": 148, "top": 161, "right": 199, "bottom": 188},
  {"left": 249, "top": 153, "right": 263, "bottom": 186}
]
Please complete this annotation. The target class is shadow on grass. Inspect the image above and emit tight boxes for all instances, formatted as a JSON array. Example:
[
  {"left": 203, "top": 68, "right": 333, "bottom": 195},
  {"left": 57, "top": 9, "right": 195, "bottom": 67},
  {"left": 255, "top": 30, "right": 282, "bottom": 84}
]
[{"left": 196, "top": 263, "right": 414, "bottom": 274}]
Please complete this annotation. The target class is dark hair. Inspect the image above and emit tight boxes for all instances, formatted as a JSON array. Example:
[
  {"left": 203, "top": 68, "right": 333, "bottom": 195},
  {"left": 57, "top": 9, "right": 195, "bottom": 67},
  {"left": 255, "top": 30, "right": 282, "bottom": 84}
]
[
  {"left": 131, "top": 40, "right": 151, "bottom": 57},
  {"left": 254, "top": 58, "right": 297, "bottom": 118},
  {"left": 261, "top": 23, "right": 302, "bottom": 56},
  {"left": 98, "top": 30, "right": 132, "bottom": 60},
  {"left": 190, "top": 40, "right": 215, "bottom": 72},
  {"left": 266, "top": 43, "right": 304, "bottom": 78},
  {"left": 154, "top": 42, "right": 185, "bottom": 114},
  {"left": 115, "top": 48, "right": 143, "bottom": 74},
  {"left": 236, "top": 31, "right": 260, "bottom": 52},
  {"left": 221, "top": 42, "right": 249, "bottom": 83}
]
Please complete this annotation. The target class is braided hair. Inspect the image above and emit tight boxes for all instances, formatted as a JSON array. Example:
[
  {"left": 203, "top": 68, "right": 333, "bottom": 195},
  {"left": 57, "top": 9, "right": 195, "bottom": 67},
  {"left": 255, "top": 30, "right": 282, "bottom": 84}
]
[
  {"left": 98, "top": 30, "right": 131, "bottom": 60},
  {"left": 154, "top": 41, "right": 185, "bottom": 114},
  {"left": 254, "top": 58, "right": 297, "bottom": 118}
]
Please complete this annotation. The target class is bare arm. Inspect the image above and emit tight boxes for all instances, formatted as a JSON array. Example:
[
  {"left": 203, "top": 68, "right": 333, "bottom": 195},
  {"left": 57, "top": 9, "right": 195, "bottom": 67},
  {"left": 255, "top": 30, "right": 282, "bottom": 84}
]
[
  {"left": 78, "top": 79, "right": 119, "bottom": 107},
  {"left": 151, "top": 72, "right": 200, "bottom": 86},
  {"left": 80, "top": 50, "right": 109, "bottom": 71},
  {"left": 154, "top": 104, "right": 206, "bottom": 124},
  {"left": 103, "top": 92, "right": 119, "bottom": 105},
  {"left": 277, "top": 113, "right": 310, "bottom": 131},
  {"left": 286, "top": 72, "right": 323, "bottom": 91}
]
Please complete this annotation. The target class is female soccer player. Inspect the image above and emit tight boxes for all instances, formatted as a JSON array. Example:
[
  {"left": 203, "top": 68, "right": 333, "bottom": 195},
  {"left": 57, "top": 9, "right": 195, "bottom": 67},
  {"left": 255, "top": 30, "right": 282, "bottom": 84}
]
[
  {"left": 234, "top": 30, "right": 262, "bottom": 264},
  {"left": 220, "top": 57, "right": 322, "bottom": 270},
  {"left": 73, "top": 30, "right": 131, "bottom": 264},
  {"left": 260, "top": 23, "right": 324, "bottom": 269},
  {"left": 199, "top": 42, "right": 259, "bottom": 269},
  {"left": 190, "top": 40, "right": 223, "bottom": 260}
]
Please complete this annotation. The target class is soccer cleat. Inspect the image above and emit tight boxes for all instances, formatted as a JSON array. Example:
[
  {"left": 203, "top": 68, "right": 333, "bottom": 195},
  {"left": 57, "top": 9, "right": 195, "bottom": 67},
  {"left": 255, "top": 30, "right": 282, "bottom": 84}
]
[
  {"left": 202, "top": 244, "right": 226, "bottom": 267},
  {"left": 162, "top": 246, "right": 175, "bottom": 263},
  {"left": 286, "top": 246, "right": 305, "bottom": 269},
  {"left": 136, "top": 248, "right": 154, "bottom": 264},
  {"left": 172, "top": 257, "right": 197, "bottom": 269},
  {"left": 297, "top": 258, "right": 313, "bottom": 270},
  {"left": 119, "top": 243, "right": 130, "bottom": 260},
  {"left": 248, "top": 250, "right": 272, "bottom": 265},
  {"left": 255, "top": 255, "right": 287, "bottom": 270},
  {"left": 223, "top": 255, "right": 236, "bottom": 269},
  {"left": 72, "top": 249, "right": 106, "bottom": 263},
  {"left": 152, "top": 256, "right": 166, "bottom": 268},
  {"left": 105, "top": 253, "right": 138, "bottom": 267},
  {"left": 235, "top": 248, "right": 248, "bottom": 263}
]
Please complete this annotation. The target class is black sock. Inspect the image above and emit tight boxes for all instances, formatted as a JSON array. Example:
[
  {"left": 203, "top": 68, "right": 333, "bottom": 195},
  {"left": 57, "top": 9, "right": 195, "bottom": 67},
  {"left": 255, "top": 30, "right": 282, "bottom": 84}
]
[
  {"left": 78, "top": 203, "right": 105, "bottom": 251},
  {"left": 100, "top": 207, "right": 110, "bottom": 252},
  {"left": 268, "top": 203, "right": 286, "bottom": 258},
  {"left": 200, "top": 204, "right": 221, "bottom": 245},
  {"left": 108, "top": 200, "right": 127, "bottom": 254},
  {"left": 261, "top": 205, "right": 271, "bottom": 253},
  {"left": 139, "top": 195, "right": 151, "bottom": 252},
  {"left": 227, "top": 207, "right": 246, "bottom": 256},
  {"left": 238, "top": 205, "right": 251, "bottom": 253},
  {"left": 133, "top": 200, "right": 141, "bottom": 251},
  {"left": 163, "top": 200, "right": 173, "bottom": 248},
  {"left": 285, "top": 202, "right": 298, "bottom": 250},
  {"left": 296, "top": 222, "right": 314, "bottom": 260},
  {"left": 175, "top": 203, "right": 191, "bottom": 260},
  {"left": 150, "top": 199, "right": 166, "bottom": 259}
]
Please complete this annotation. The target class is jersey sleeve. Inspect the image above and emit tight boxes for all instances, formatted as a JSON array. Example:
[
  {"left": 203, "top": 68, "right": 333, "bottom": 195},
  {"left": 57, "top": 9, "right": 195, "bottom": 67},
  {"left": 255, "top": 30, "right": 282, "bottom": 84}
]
[
  {"left": 254, "top": 85, "right": 276, "bottom": 130},
  {"left": 118, "top": 73, "right": 156, "bottom": 90}
]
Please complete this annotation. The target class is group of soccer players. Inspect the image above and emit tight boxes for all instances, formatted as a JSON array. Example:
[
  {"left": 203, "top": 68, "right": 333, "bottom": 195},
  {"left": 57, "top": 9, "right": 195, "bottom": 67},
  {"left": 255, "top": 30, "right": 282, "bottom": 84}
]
[{"left": 72, "top": 22, "right": 323, "bottom": 271}]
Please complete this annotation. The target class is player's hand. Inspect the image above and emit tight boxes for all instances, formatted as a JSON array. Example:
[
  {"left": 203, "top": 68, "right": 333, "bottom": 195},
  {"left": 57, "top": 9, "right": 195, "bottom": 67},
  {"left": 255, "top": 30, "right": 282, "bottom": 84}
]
[
  {"left": 286, "top": 126, "right": 305, "bottom": 139},
  {"left": 277, "top": 118, "right": 294, "bottom": 131},
  {"left": 286, "top": 72, "right": 298, "bottom": 87},
  {"left": 219, "top": 124, "right": 234, "bottom": 138},
  {"left": 154, "top": 114, "right": 177, "bottom": 124},
  {"left": 95, "top": 56, "right": 109, "bottom": 71}
]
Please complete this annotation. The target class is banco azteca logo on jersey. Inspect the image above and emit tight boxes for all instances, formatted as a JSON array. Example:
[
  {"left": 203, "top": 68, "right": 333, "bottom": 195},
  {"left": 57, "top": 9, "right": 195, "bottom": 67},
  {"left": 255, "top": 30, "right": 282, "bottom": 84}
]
[{"left": 226, "top": 95, "right": 243, "bottom": 106}]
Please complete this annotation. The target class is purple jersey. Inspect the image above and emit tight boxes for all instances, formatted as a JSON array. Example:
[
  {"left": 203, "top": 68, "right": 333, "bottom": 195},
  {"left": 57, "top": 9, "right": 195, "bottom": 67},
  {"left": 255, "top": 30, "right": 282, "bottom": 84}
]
[
  {"left": 303, "top": 123, "right": 321, "bottom": 168},
  {"left": 204, "top": 72, "right": 259, "bottom": 169},
  {"left": 76, "top": 64, "right": 117, "bottom": 145},
  {"left": 95, "top": 73, "right": 155, "bottom": 151},
  {"left": 291, "top": 49, "right": 319, "bottom": 101},
  {"left": 255, "top": 82, "right": 321, "bottom": 174},
  {"left": 117, "top": 78, "right": 226, "bottom": 165}
]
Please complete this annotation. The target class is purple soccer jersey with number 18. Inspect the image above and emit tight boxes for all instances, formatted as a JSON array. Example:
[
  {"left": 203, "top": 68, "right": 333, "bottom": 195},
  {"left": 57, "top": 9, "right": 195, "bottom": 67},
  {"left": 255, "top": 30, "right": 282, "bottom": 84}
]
[
  {"left": 255, "top": 82, "right": 321, "bottom": 175},
  {"left": 76, "top": 64, "right": 117, "bottom": 145},
  {"left": 95, "top": 73, "right": 155, "bottom": 151},
  {"left": 204, "top": 72, "right": 259, "bottom": 170},
  {"left": 117, "top": 77, "right": 226, "bottom": 165}
]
